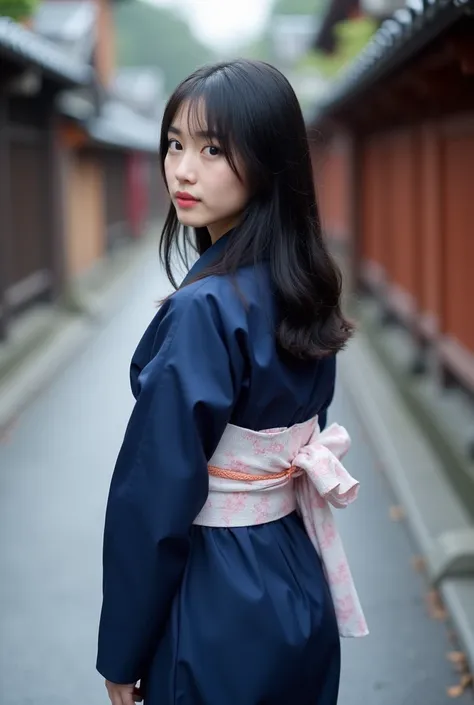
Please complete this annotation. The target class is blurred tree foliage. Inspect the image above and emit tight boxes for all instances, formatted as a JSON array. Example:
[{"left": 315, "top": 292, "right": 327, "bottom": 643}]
[
  {"left": 296, "top": 17, "right": 376, "bottom": 77},
  {"left": 113, "top": 1, "right": 215, "bottom": 93},
  {"left": 242, "top": 0, "right": 376, "bottom": 80},
  {"left": 0, "top": 0, "right": 38, "bottom": 20}
]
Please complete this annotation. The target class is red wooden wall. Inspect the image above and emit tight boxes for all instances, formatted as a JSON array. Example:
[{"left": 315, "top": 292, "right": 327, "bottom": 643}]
[{"left": 313, "top": 114, "right": 474, "bottom": 391}]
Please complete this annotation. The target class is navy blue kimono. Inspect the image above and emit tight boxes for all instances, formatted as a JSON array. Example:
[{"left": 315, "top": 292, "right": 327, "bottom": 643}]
[{"left": 97, "top": 232, "right": 340, "bottom": 705}]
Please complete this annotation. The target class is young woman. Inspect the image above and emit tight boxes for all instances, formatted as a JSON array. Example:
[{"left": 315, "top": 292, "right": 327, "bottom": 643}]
[{"left": 97, "top": 59, "right": 367, "bottom": 705}]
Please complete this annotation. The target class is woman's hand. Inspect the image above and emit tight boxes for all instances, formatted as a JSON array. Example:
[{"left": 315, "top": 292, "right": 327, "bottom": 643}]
[{"left": 105, "top": 680, "right": 143, "bottom": 704}]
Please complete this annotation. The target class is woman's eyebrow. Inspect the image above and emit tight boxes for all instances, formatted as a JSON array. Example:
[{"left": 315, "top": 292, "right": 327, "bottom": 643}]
[{"left": 168, "top": 125, "right": 220, "bottom": 139}]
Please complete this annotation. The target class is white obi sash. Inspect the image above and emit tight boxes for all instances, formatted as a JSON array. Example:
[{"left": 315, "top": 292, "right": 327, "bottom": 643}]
[{"left": 193, "top": 415, "right": 368, "bottom": 638}]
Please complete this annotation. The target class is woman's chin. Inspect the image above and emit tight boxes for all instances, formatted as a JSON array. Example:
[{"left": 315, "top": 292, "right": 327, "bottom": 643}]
[{"left": 176, "top": 212, "right": 206, "bottom": 228}]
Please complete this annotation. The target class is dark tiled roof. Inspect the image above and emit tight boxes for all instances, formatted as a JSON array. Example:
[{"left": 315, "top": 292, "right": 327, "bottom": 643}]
[
  {"left": 34, "top": 0, "right": 95, "bottom": 39},
  {"left": 0, "top": 17, "right": 92, "bottom": 86},
  {"left": 33, "top": 1, "right": 97, "bottom": 63},
  {"left": 112, "top": 67, "right": 164, "bottom": 116},
  {"left": 315, "top": 0, "right": 474, "bottom": 116},
  {"left": 86, "top": 98, "right": 159, "bottom": 153}
]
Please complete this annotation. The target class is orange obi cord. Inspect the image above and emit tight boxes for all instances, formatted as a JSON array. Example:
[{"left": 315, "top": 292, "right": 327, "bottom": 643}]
[{"left": 207, "top": 465, "right": 300, "bottom": 482}]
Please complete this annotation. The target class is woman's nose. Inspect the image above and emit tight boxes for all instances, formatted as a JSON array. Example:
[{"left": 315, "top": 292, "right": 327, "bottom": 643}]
[{"left": 175, "top": 153, "right": 197, "bottom": 184}]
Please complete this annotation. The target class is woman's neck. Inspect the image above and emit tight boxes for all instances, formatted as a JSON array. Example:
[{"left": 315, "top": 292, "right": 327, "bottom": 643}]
[{"left": 207, "top": 216, "right": 240, "bottom": 244}]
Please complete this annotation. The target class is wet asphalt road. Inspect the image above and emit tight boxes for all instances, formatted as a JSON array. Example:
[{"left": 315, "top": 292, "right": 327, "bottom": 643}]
[{"left": 0, "top": 258, "right": 471, "bottom": 705}]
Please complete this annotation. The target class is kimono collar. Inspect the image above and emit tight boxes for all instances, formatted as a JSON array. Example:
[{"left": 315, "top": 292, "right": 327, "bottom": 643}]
[{"left": 180, "top": 230, "right": 233, "bottom": 287}]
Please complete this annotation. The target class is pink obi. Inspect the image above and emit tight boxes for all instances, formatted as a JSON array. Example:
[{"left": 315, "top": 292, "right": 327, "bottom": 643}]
[{"left": 193, "top": 415, "right": 369, "bottom": 638}]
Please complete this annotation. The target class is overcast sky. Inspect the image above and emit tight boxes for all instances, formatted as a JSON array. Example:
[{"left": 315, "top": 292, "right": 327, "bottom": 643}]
[{"left": 148, "top": 0, "right": 274, "bottom": 50}]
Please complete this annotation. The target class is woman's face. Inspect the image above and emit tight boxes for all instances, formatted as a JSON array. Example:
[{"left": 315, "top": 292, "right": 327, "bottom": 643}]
[{"left": 164, "top": 101, "right": 249, "bottom": 242}]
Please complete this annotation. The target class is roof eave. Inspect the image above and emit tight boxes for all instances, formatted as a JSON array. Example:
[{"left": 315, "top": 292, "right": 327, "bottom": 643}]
[
  {"left": 0, "top": 18, "right": 92, "bottom": 88},
  {"left": 314, "top": 0, "right": 474, "bottom": 121}
]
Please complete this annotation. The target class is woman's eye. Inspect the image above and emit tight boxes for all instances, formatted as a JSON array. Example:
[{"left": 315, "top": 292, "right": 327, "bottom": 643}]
[
  {"left": 168, "top": 139, "right": 182, "bottom": 151},
  {"left": 203, "top": 145, "right": 221, "bottom": 157}
]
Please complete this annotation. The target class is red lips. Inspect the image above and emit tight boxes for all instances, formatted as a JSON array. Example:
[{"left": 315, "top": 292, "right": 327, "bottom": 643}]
[
  {"left": 175, "top": 191, "right": 200, "bottom": 209},
  {"left": 175, "top": 191, "right": 199, "bottom": 202}
]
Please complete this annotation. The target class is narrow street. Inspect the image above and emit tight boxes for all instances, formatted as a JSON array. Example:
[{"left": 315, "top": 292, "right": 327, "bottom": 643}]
[{"left": 0, "top": 258, "right": 469, "bottom": 705}]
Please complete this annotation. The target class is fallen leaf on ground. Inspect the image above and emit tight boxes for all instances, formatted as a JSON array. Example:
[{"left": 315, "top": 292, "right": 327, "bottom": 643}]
[
  {"left": 447, "top": 685, "right": 464, "bottom": 698},
  {"left": 447, "top": 651, "right": 467, "bottom": 665},
  {"left": 411, "top": 555, "right": 426, "bottom": 572},
  {"left": 446, "top": 674, "right": 473, "bottom": 698},
  {"left": 425, "top": 590, "right": 447, "bottom": 621},
  {"left": 0, "top": 418, "right": 18, "bottom": 444},
  {"left": 433, "top": 608, "right": 447, "bottom": 621},
  {"left": 389, "top": 505, "right": 405, "bottom": 521}
]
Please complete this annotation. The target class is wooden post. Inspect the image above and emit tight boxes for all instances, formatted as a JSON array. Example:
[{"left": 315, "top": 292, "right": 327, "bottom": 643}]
[
  {"left": 44, "top": 88, "right": 67, "bottom": 301},
  {"left": 347, "top": 131, "right": 362, "bottom": 302},
  {"left": 0, "top": 93, "right": 12, "bottom": 340}
]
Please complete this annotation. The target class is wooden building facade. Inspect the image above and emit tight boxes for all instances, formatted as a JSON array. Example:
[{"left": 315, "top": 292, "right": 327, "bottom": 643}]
[
  {"left": 0, "top": 19, "right": 92, "bottom": 340},
  {"left": 0, "top": 15, "right": 162, "bottom": 343},
  {"left": 310, "top": 1, "right": 474, "bottom": 398}
]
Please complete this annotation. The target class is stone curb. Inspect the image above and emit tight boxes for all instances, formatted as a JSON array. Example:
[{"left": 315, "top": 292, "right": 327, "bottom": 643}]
[{"left": 340, "top": 334, "right": 474, "bottom": 675}]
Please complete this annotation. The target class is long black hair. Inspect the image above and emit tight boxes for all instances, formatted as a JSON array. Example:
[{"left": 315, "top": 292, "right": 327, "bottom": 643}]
[{"left": 159, "top": 58, "right": 353, "bottom": 360}]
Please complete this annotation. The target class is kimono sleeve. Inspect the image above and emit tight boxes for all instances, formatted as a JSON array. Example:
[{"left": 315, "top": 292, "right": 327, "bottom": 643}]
[{"left": 96, "top": 288, "right": 245, "bottom": 684}]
